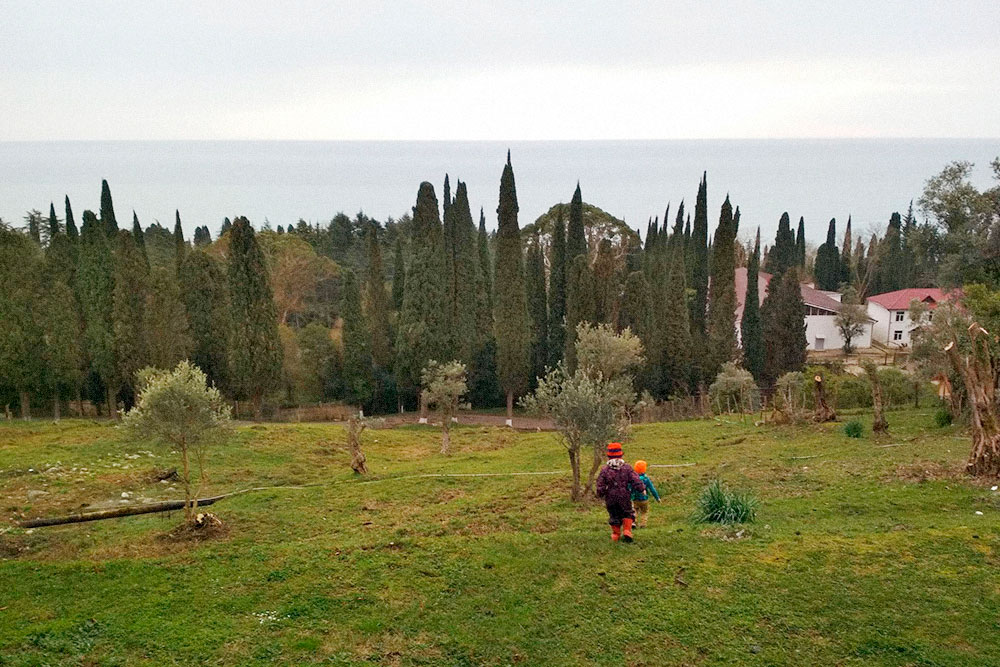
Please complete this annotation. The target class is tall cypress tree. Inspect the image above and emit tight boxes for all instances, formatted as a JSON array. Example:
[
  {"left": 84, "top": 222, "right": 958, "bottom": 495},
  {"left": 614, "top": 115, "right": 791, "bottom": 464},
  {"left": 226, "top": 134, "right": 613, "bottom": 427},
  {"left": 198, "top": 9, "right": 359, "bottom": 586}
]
[
  {"left": 340, "top": 269, "right": 375, "bottom": 408},
  {"left": 47, "top": 203, "right": 60, "bottom": 241},
  {"left": 548, "top": 211, "right": 567, "bottom": 368},
  {"left": 566, "top": 183, "right": 587, "bottom": 262},
  {"left": 0, "top": 228, "right": 46, "bottom": 418},
  {"left": 764, "top": 212, "right": 797, "bottom": 279},
  {"left": 525, "top": 231, "right": 548, "bottom": 385},
  {"left": 662, "top": 240, "right": 692, "bottom": 396},
  {"left": 220, "top": 217, "right": 232, "bottom": 237},
  {"left": 395, "top": 183, "right": 448, "bottom": 405},
  {"left": 78, "top": 210, "right": 115, "bottom": 414},
  {"left": 391, "top": 234, "right": 405, "bottom": 310},
  {"left": 592, "top": 238, "right": 619, "bottom": 325},
  {"left": 180, "top": 249, "right": 230, "bottom": 391},
  {"left": 493, "top": 153, "right": 530, "bottom": 418},
  {"left": 741, "top": 228, "right": 764, "bottom": 383},
  {"left": 564, "top": 253, "right": 595, "bottom": 372},
  {"left": 705, "top": 197, "right": 739, "bottom": 380},
  {"left": 840, "top": 216, "right": 853, "bottom": 285},
  {"left": 761, "top": 268, "right": 807, "bottom": 387},
  {"left": 443, "top": 181, "right": 479, "bottom": 364},
  {"left": 469, "top": 208, "right": 501, "bottom": 408},
  {"left": 100, "top": 179, "right": 118, "bottom": 237},
  {"left": 111, "top": 230, "right": 149, "bottom": 410},
  {"left": 145, "top": 266, "right": 192, "bottom": 371},
  {"left": 689, "top": 172, "right": 709, "bottom": 339},
  {"left": 64, "top": 196, "right": 78, "bottom": 242},
  {"left": 132, "top": 211, "right": 149, "bottom": 267},
  {"left": 364, "top": 222, "right": 393, "bottom": 371},
  {"left": 227, "top": 217, "right": 283, "bottom": 419},
  {"left": 814, "top": 218, "right": 841, "bottom": 291},
  {"left": 443, "top": 174, "right": 452, "bottom": 216},
  {"left": 619, "top": 270, "right": 657, "bottom": 392},
  {"left": 796, "top": 216, "right": 807, "bottom": 268},
  {"left": 477, "top": 208, "right": 493, "bottom": 313},
  {"left": 173, "top": 210, "right": 186, "bottom": 274}
]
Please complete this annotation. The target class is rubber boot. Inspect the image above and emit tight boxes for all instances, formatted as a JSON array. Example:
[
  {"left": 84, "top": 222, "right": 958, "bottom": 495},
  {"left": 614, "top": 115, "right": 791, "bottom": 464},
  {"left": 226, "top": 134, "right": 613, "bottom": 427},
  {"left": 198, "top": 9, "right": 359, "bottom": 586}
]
[
  {"left": 622, "top": 518, "right": 634, "bottom": 543},
  {"left": 611, "top": 525, "right": 621, "bottom": 542}
]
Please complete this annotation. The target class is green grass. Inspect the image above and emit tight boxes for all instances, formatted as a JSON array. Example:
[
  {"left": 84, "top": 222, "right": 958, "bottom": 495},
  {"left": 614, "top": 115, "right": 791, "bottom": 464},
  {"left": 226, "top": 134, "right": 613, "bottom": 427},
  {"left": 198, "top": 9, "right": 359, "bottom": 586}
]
[{"left": 1, "top": 411, "right": 998, "bottom": 665}]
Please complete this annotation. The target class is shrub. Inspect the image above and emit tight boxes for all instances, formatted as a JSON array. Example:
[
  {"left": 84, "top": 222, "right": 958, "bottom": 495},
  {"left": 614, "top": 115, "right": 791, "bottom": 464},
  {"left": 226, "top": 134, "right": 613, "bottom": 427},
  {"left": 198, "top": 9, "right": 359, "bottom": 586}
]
[
  {"left": 708, "top": 363, "right": 761, "bottom": 414},
  {"left": 934, "top": 408, "right": 953, "bottom": 428},
  {"left": 694, "top": 480, "right": 758, "bottom": 524},
  {"left": 844, "top": 420, "right": 864, "bottom": 438}
]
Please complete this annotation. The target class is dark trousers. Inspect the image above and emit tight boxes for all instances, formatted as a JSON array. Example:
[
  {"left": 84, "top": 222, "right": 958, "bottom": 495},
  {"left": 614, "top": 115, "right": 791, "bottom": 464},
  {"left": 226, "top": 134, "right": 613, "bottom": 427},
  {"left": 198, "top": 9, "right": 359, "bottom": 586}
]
[{"left": 605, "top": 500, "right": 635, "bottom": 526}]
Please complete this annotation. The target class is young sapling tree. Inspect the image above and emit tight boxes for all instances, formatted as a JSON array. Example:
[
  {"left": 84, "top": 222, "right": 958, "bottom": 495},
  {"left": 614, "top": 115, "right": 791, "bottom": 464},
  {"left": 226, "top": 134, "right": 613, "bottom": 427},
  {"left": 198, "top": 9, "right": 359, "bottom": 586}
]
[{"left": 421, "top": 360, "right": 468, "bottom": 455}]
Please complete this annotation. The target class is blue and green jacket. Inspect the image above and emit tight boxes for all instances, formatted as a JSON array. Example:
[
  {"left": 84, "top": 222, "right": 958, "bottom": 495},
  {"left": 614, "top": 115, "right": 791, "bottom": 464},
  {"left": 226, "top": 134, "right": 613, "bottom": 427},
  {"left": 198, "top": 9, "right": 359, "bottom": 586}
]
[{"left": 632, "top": 473, "right": 660, "bottom": 502}]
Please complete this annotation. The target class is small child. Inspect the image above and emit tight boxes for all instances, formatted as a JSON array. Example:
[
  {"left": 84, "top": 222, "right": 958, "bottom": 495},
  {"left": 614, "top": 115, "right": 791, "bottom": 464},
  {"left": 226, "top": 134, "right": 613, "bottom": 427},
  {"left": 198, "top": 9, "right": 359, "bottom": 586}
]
[
  {"left": 595, "top": 442, "right": 645, "bottom": 543},
  {"left": 630, "top": 460, "right": 661, "bottom": 528}
]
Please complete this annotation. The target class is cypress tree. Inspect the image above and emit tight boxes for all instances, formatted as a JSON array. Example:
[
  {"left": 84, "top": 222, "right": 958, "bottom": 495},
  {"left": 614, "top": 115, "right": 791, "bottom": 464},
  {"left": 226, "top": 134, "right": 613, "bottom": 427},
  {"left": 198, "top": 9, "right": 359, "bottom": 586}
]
[
  {"left": 841, "top": 216, "right": 853, "bottom": 285},
  {"left": 145, "top": 266, "right": 192, "bottom": 371},
  {"left": 564, "top": 253, "right": 595, "bottom": 371},
  {"left": 796, "top": 216, "right": 807, "bottom": 268},
  {"left": 364, "top": 222, "right": 396, "bottom": 414},
  {"left": 671, "top": 201, "right": 685, "bottom": 240},
  {"left": 814, "top": 218, "right": 841, "bottom": 291},
  {"left": 64, "top": 196, "right": 78, "bottom": 242},
  {"left": 493, "top": 153, "right": 531, "bottom": 418},
  {"left": 741, "top": 228, "right": 764, "bottom": 383},
  {"left": 566, "top": 183, "right": 587, "bottom": 262},
  {"left": 525, "top": 231, "right": 548, "bottom": 384},
  {"left": 689, "top": 172, "right": 709, "bottom": 338},
  {"left": 443, "top": 181, "right": 480, "bottom": 364},
  {"left": 78, "top": 210, "right": 116, "bottom": 414},
  {"left": 180, "top": 249, "right": 230, "bottom": 391},
  {"left": 173, "top": 210, "right": 186, "bottom": 274},
  {"left": 42, "top": 277, "right": 83, "bottom": 420},
  {"left": 761, "top": 268, "right": 807, "bottom": 387},
  {"left": 477, "top": 209, "right": 493, "bottom": 313},
  {"left": 48, "top": 203, "right": 60, "bottom": 240},
  {"left": 705, "top": 197, "right": 739, "bottom": 380},
  {"left": 132, "top": 211, "right": 149, "bottom": 267},
  {"left": 391, "top": 234, "right": 405, "bottom": 310},
  {"left": 442, "top": 174, "right": 452, "bottom": 216},
  {"left": 547, "top": 211, "right": 567, "bottom": 368},
  {"left": 220, "top": 217, "right": 232, "bottom": 237},
  {"left": 764, "top": 212, "right": 797, "bottom": 279},
  {"left": 619, "top": 270, "right": 657, "bottom": 392},
  {"left": 340, "top": 269, "right": 375, "bottom": 408},
  {"left": 111, "top": 230, "right": 149, "bottom": 410},
  {"left": 395, "top": 183, "right": 448, "bottom": 405},
  {"left": 625, "top": 228, "right": 643, "bottom": 273},
  {"left": 661, "top": 240, "right": 692, "bottom": 396},
  {"left": 592, "top": 238, "right": 619, "bottom": 325},
  {"left": 873, "top": 212, "right": 905, "bottom": 294},
  {"left": 469, "top": 208, "right": 501, "bottom": 409},
  {"left": 0, "top": 228, "right": 46, "bottom": 418},
  {"left": 227, "top": 217, "right": 283, "bottom": 419},
  {"left": 26, "top": 211, "right": 41, "bottom": 245},
  {"left": 100, "top": 179, "right": 118, "bottom": 237}
]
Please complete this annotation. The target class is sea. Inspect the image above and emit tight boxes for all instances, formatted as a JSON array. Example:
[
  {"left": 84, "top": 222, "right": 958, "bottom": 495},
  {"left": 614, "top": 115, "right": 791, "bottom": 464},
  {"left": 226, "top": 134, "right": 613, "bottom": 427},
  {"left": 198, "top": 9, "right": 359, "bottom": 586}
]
[{"left": 1, "top": 139, "right": 997, "bottom": 244}]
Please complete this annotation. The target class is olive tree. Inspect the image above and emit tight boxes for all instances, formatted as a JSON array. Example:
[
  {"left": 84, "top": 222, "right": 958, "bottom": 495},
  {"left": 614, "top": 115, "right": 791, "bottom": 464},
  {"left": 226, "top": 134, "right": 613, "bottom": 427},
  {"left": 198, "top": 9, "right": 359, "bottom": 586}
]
[
  {"left": 421, "top": 360, "right": 468, "bottom": 455},
  {"left": 122, "top": 361, "right": 232, "bottom": 521}
]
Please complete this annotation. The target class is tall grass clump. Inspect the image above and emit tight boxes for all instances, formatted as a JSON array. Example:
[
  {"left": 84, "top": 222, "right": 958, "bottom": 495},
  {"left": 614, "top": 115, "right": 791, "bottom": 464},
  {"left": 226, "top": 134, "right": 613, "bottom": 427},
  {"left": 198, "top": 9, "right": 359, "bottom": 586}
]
[
  {"left": 694, "top": 480, "right": 758, "bottom": 524},
  {"left": 934, "top": 408, "right": 953, "bottom": 428},
  {"left": 843, "top": 420, "right": 864, "bottom": 438}
]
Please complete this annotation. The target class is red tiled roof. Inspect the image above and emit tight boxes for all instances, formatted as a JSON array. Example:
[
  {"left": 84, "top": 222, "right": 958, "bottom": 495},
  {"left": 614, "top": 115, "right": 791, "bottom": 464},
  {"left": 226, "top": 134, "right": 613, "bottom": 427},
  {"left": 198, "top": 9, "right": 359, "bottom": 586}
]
[
  {"left": 735, "top": 267, "right": 848, "bottom": 321},
  {"left": 867, "top": 288, "right": 955, "bottom": 311}
]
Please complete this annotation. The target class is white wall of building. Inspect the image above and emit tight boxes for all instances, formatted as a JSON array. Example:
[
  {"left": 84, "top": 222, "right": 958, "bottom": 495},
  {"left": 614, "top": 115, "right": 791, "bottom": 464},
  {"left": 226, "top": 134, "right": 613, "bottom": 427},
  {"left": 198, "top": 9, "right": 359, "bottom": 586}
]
[
  {"left": 806, "top": 315, "right": 873, "bottom": 351},
  {"left": 867, "top": 302, "right": 924, "bottom": 347}
]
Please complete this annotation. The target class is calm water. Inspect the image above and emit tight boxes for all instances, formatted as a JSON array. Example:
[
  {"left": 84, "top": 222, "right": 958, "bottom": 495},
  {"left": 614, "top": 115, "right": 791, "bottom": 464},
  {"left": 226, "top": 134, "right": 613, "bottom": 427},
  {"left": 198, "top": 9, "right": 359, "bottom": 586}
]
[{"left": 1, "top": 140, "right": 997, "bottom": 244}]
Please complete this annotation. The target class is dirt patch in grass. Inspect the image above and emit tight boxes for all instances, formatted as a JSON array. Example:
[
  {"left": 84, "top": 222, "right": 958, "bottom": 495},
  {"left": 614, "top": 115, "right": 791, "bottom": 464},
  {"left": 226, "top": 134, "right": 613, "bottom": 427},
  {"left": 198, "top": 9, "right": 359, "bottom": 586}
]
[
  {"left": 887, "top": 460, "right": 967, "bottom": 483},
  {"left": 0, "top": 532, "right": 31, "bottom": 558}
]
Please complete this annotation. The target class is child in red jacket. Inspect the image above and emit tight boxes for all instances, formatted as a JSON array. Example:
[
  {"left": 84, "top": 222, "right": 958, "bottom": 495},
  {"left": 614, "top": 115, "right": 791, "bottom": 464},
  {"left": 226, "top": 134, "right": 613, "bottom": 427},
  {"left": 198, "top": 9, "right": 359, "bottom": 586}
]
[{"left": 595, "top": 442, "right": 644, "bottom": 542}]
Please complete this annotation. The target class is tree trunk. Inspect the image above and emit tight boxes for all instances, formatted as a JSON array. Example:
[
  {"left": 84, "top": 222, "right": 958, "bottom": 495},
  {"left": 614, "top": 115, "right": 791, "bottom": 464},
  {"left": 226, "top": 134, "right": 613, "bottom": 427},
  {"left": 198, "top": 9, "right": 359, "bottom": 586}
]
[
  {"left": 75, "top": 388, "right": 84, "bottom": 417},
  {"left": 867, "top": 367, "right": 888, "bottom": 435},
  {"left": 945, "top": 337, "right": 1000, "bottom": 477},
  {"left": 418, "top": 392, "right": 428, "bottom": 423},
  {"left": 505, "top": 390, "right": 514, "bottom": 426},
  {"left": 53, "top": 396, "right": 61, "bottom": 422},
  {"left": 180, "top": 442, "right": 194, "bottom": 522},
  {"left": 568, "top": 447, "right": 581, "bottom": 502},
  {"left": 583, "top": 444, "right": 604, "bottom": 497},
  {"left": 813, "top": 375, "right": 836, "bottom": 422},
  {"left": 347, "top": 416, "right": 368, "bottom": 474},
  {"left": 107, "top": 385, "right": 119, "bottom": 421},
  {"left": 440, "top": 421, "right": 450, "bottom": 455},
  {"left": 252, "top": 393, "right": 263, "bottom": 421},
  {"left": 19, "top": 391, "right": 30, "bottom": 421}
]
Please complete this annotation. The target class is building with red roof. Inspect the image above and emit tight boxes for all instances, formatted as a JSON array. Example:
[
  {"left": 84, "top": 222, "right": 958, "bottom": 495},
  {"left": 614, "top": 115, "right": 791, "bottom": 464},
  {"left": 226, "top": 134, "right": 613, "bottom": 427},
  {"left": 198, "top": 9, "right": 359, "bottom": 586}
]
[{"left": 865, "top": 288, "right": 956, "bottom": 347}]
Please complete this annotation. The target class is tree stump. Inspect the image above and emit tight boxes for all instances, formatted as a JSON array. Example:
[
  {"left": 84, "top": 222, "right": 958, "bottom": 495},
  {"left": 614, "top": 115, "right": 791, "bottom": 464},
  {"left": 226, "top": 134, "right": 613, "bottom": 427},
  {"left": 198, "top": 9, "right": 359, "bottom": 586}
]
[
  {"left": 862, "top": 361, "right": 889, "bottom": 435},
  {"left": 813, "top": 375, "right": 836, "bottom": 422},
  {"left": 347, "top": 415, "right": 368, "bottom": 475}
]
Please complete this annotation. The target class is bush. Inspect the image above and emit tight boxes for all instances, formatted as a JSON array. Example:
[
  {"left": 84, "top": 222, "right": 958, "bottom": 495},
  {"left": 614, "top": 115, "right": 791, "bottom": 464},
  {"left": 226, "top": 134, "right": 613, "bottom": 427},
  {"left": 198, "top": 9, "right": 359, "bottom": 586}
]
[
  {"left": 708, "top": 363, "right": 761, "bottom": 414},
  {"left": 934, "top": 408, "right": 953, "bottom": 428},
  {"left": 843, "top": 420, "right": 864, "bottom": 438},
  {"left": 694, "top": 480, "right": 758, "bottom": 524}
]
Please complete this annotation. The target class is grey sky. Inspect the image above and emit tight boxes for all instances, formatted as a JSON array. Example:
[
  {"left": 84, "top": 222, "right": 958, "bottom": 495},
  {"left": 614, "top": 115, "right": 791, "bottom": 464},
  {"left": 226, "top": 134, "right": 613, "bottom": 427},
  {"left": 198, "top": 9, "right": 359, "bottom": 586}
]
[{"left": 3, "top": 1, "right": 999, "bottom": 140}]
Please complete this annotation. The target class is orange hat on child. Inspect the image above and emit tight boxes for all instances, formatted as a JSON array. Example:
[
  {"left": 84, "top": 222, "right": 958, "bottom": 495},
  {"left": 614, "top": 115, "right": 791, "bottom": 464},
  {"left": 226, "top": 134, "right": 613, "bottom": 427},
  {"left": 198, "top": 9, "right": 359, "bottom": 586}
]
[
  {"left": 634, "top": 460, "right": 647, "bottom": 474},
  {"left": 607, "top": 442, "right": 623, "bottom": 459}
]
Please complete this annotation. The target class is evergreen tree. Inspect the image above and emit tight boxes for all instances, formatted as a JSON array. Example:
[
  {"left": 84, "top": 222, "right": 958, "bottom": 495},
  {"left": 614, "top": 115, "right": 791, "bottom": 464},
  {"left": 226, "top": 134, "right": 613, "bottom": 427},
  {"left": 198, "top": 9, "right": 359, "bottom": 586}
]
[
  {"left": 100, "top": 179, "right": 118, "bottom": 237},
  {"left": 689, "top": 172, "right": 709, "bottom": 338},
  {"left": 391, "top": 234, "right": 405, "bottom": 310},
  {"left": 395, "top": 183, "right": 448, "bottom": 405},
  {"left": 145, "top": 266, "right": 192, "bottom": 371},
  {"left": 111, "top": 230, "right": 149, "bottom": 410},
  {"left": 671, "top": 201, "right": 685, "bottom": 240},
  {"left": 741, "top": 228, "right": 764, "bottom": 383},
  {"left": 796, "top": 216, "right": 807, "bottom": 268},
  {"left": 42, "top": 278, "right": 83, "bottom": 420},
  {"left": 443, "top": 174, "right": 452, "bottom": 216},
  {"left": 78, "top": 210, "right": 116, "bottom": 414},
  {"left": 47, "top": 202, "right": 60, "bottom": 241},
  {"left": 592, "top": 238, "right": 619, "bottom": 325},
  {"left": 0, "top": 228, "right": 46, "bottom": 418},
  {"left": 619, "top": 270, "right": 657, "bottom": 392},
  {"left": 364, "top": 222, "right": 396, "bottom": 413},
  {"left": 340, "top": 269, "right": 375, "bottom": 408},
  {"left": 64, "top": 196, "right": 78, "bottom": 242},
  {"left": 761, "top": 268, "right": 807, "bottom": 387},
  {"left": 625, "top": 227, "right": 643, "bottom": 273},
  {"left": 564, "top": 253, "right": 595, "bottom": 371},
  {"left": 26, "top": 210, "right": 42, "bottom": 245},
  {"left": 477, "top": 208, "right": 494, "bottom": 312},
  {"left": 173, "top": 210, "right": 186, "bottom": 274},
  {"left": 180, "top": 249, "right": 230, "bottom": 391},
  {"left": 493, "top": 153, "right": 531, "bottom": 417},
  {"left": 132, "top": 211, "right": 149, "bottom": 266},
  {"left": 220, "top": 217, "right": 232, "bottom": 237},
  {"left": 814, "top": 218, "right": 841, "bottom": 290},
  {"left": 547, "top": 211, "right": 567, "bottom": 368},
  {"left": 705, "top": 196, "right": 739, "bottom": 380},
  {"left": 227, "top": 217, "right": 283, "bottom": 419},
  {"left": 566, "top": 183, "right": 587, "bottom": 262},
  {"left": 872, "top": 212, "right": 905, "bottom": 294},
  {"left": 764, "top": 212, "right": 797, "bottom": 279},
  {"left": 469, "top": 208, "right": 501, "bottom": 408},
  {"left": 443, "top": 181, "right": 480, "bottom": 364},
  {"left": 661, "top": 240, "right": 692, "bottom": 395},
  {"left": 525, "top": 231, "right": 548, "bottom": 384},
  {"left": 840, "top": 216, "right": 853, "bottom": 285}
]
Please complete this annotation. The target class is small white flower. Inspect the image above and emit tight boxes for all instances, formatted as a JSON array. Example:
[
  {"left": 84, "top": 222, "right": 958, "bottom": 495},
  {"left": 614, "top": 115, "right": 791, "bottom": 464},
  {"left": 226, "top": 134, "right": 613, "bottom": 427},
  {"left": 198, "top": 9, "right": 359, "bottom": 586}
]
[
  {"left": 992, "top": 486, "right": 998, "bottom": 491},
  {"left": 975, "top": 511, "right": 984, "bottom": 516}
]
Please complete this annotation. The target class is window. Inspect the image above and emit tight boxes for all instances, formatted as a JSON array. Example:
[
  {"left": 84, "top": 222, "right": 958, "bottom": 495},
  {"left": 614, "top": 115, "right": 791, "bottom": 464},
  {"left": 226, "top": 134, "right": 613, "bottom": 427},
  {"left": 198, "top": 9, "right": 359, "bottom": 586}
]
[
  {"left": 895, "top": 311, "right": 905, "bottom": 322},
  {"left": 893, "top": 330, "right": 903, "bottom": 342}
]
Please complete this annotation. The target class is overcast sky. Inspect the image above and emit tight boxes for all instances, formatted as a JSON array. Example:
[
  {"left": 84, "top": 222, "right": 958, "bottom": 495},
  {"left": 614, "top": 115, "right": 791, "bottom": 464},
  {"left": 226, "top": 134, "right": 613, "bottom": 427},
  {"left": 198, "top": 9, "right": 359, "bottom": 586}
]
[{"left": 2, "top": 1, "right": 999, "bottom": 140}]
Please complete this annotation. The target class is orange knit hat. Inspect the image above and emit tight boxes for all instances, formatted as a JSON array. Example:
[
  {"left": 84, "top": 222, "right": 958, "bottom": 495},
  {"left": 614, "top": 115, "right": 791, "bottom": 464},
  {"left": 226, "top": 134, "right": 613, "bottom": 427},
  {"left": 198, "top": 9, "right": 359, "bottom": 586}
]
[
  {"left": 606, "top": 442, "right": 623, "bottom": 459},
  {"left": 634, "top": 460, "right": 647, "bottom": 474}
]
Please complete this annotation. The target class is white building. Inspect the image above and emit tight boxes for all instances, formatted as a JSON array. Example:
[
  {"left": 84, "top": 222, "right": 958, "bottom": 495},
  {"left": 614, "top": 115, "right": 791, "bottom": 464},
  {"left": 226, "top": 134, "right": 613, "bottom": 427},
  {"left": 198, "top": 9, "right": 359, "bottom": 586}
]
[
  {"left": 735, "top": 268, "right": 874, "bottom": 352},
  {"left": 866, "top": 288, "right": 953, "bottom": 348}
]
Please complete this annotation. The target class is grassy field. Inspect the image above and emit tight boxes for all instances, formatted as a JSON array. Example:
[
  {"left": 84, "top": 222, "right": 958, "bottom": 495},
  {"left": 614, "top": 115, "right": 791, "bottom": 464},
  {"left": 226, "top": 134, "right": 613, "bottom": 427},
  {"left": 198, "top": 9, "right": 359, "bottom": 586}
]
[{"left": 1, "top": 411, "right": 998, "bottom": 666}]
